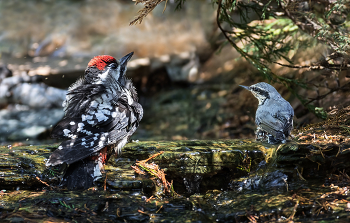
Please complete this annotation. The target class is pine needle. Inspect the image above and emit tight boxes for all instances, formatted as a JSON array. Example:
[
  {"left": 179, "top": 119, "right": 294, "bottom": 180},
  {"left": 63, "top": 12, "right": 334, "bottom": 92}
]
[{"left": 130, "top": 0, "right": 166, "bottom": 25}]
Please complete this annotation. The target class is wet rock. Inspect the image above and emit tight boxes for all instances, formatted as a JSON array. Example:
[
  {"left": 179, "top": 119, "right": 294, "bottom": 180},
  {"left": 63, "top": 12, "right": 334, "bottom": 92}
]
[
  {"left": 0, "top": 74, "right": 66, "bottom": 108},
  {"left": 184, "top": 174, "right": 203, "bottom": 194},
  {"left": 0, "top": 65, "right": 12, "bottom": 80},
  {"left": 0, "top": 145, "right": 52, "bottom": 189},
  {"left": 8, "top": 126, "right": 47, "bottom": 140},
  {"left": 11, "top": 83, "right": 65, "bottom": 108},
  {"left": 0, "top": 68, "right": 66, "bottom": 141},
  {"left": 230, "top": 170, "right": 288, "bottom": 192},
  {"left": 165, "top": 51, "right": 200, "bottom": 83},
  {"left": 0, "top": 108, "right": 64, "bottom": 141}
]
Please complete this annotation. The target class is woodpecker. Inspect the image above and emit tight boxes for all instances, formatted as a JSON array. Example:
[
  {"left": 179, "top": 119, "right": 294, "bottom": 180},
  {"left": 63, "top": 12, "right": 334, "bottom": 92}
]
[
  {"left": 240, "top": 82, "right": 294, "bottom": 144},
  {"left": 46, "top": 52, "right": 143, "bottom": 190}
]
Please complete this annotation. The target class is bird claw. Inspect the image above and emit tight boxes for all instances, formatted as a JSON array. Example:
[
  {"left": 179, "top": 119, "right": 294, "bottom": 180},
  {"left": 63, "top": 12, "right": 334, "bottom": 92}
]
[{"left": 256, "top": 129, "right": 286, "bottom": 144}]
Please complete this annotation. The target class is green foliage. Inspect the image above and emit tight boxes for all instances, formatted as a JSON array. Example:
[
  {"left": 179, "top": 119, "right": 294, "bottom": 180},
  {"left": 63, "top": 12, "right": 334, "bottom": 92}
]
[
  {"left": 59, "top": 200, "right": 74, "bottom": 209},
  {"left": 215, "top": 0, "right": 350, "bottom": 119},
  {"left": 314, "top": 107, "right": 328, "bottom": 120},
  {"left": 237, "top": 152, "right": 251, "bottom": 172}
]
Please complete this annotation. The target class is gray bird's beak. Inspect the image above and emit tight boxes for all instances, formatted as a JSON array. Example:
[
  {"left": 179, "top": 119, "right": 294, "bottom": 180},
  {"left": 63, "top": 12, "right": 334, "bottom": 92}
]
[
  {"left": 120, "top": 52, "right": 134, "bottom": 67},
  {"left": 239, "top": 85, "right": 250, "bottom": 91}
]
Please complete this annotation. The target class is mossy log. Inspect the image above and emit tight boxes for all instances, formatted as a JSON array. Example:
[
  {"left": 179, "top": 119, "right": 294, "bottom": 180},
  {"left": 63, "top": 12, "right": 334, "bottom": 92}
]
[
  {"left": 1, "top": 140, "right": 349, "bottom": 190},
  {"left": 1, "top": 140, "right": 350, "bottom": 222}
]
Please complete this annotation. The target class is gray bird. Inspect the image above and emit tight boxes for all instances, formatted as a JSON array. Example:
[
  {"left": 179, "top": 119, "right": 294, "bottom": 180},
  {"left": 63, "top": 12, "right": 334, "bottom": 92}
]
[{"left": 240, "top": 82, "right": 294, "bottom": 144}]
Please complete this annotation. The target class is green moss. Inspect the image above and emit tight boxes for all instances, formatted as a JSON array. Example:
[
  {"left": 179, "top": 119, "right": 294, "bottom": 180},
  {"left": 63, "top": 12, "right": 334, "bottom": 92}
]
[{"left": 1, "top": 140, "right": 350, "bottom": 222}]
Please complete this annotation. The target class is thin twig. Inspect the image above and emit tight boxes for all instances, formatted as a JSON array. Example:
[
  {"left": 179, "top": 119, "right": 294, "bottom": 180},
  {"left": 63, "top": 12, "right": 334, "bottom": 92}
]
[
  {"left": 305, "top": 82, "right": 350, "bottom": 105},
  {"left": 104, "top": 174, "right": 107, "bottom": 191},
  {"left": 273, "top": 61, "right": 350, "bottom": 71},
  {"left": 287, "top": 199, "right": 299, "bottom": 221},
  {"left": 35, "top": 176, "right": 52, "bottom": 190},
  {"left": 138, "top": 151, "right": 164, "bottom": 163}
]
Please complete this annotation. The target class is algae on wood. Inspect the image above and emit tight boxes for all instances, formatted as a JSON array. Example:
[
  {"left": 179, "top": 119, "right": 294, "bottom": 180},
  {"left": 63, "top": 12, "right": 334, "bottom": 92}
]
[
  {"left": 1, "top": 140, "right": 350, "bottom": 222},
  {"left": 0, "top": 145, "right": 53, "bottom": 189}
]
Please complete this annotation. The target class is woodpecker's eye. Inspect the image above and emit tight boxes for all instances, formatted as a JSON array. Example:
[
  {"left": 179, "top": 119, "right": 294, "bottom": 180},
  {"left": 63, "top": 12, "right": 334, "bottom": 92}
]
[{"left": 110, "top": 63, "right": 117, "bottom": 69}]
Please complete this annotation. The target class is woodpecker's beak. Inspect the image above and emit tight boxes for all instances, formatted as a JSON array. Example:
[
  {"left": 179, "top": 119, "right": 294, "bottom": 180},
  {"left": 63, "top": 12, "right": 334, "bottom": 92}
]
[
  {"left": 239, "top": 85, "right": 250, "bottom": 91},
  {"left": 120, "top": 52, "right": 134, "bottom": 67}
]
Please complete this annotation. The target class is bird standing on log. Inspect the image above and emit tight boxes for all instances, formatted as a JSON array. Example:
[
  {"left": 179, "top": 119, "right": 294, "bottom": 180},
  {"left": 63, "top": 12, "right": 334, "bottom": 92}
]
[
  {"left": 46, "top": 52, "right": 143, "bottom": 190},
  {"left": 240, "top": 82, "right": 294, "bottom": 144}
]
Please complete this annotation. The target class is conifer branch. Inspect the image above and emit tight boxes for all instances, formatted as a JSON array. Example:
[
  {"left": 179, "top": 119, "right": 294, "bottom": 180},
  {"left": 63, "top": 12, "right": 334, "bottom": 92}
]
[{"left": 130, "top": 0, "right": 166, "bottom": 25}]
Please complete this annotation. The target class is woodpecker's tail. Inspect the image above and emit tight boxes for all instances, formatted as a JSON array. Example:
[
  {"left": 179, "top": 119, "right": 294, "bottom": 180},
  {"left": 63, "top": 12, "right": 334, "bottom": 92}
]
[
  {"left": 60, "top": 147, "right": 109, "bottom": 190},
  {"left": 60, "top": 159, "right": 101, "bottom": 190}
]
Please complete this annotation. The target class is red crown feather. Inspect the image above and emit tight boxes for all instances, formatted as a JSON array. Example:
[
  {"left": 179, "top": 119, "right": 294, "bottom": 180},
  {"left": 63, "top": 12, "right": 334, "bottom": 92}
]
[{"left": 88, "top": 55, "right": 116, "bottom": 70}]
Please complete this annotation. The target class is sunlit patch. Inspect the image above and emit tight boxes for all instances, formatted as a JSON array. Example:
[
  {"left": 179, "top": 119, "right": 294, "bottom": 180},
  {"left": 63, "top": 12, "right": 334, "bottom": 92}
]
[
  {"left": 102, "top": 109, "right": 111, "bottom": 115},
  {"left": 90, "top": 101, "right": 99, "bottom": 108},
  {"left": 79, "top": 125, "right": 93, "bottom": 135},
  {"left": 87, "top": 120, "right": 95, "bottom": 125},
  {"left": 102, "top": 93, "right": 110, "bottom": 101},
  {"left": 93, "top": 163, "right": 102, "bottom": 180},
  {"left": 63, "top": 129, "right": 71, "bottom": 136},
  {"left": 77, "top": 123, "right": 84, "bottom": 132},
  {"left": 95, "top": 111, "right": 108, "bottom": 122}
]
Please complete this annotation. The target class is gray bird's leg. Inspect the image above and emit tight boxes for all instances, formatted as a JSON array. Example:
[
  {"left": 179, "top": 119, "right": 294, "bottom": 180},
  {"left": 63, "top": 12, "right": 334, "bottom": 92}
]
[{"left": 256, "top": 126, "right": 268, "bottom": 142}]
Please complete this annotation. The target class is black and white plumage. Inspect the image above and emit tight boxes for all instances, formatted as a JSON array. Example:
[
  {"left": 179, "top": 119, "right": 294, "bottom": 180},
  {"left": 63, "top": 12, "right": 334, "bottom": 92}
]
[
  {"left": 46, "top": 52, "right": 143, "bottom": 189},
  {"left": 240, "top": 82, "right": 294, "bottom": 144}
]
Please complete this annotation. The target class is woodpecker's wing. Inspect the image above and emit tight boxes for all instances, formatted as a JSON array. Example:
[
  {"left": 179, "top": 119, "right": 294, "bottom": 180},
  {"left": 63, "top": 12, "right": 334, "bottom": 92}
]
[
  {"left": 51, "top": 91, "right": 126, "bottom": 139},
  {"left": 46, "top": 128, "right": 131, "bottom": 166},
  {"left": 47, "top": 132, "right": 109, "bottom": 166},
  {"left": 51, "top": 83, "right": 110, "bottom": 139},
  {"left": 47, "top": 100, "right": 139, "bottom": 166}
]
